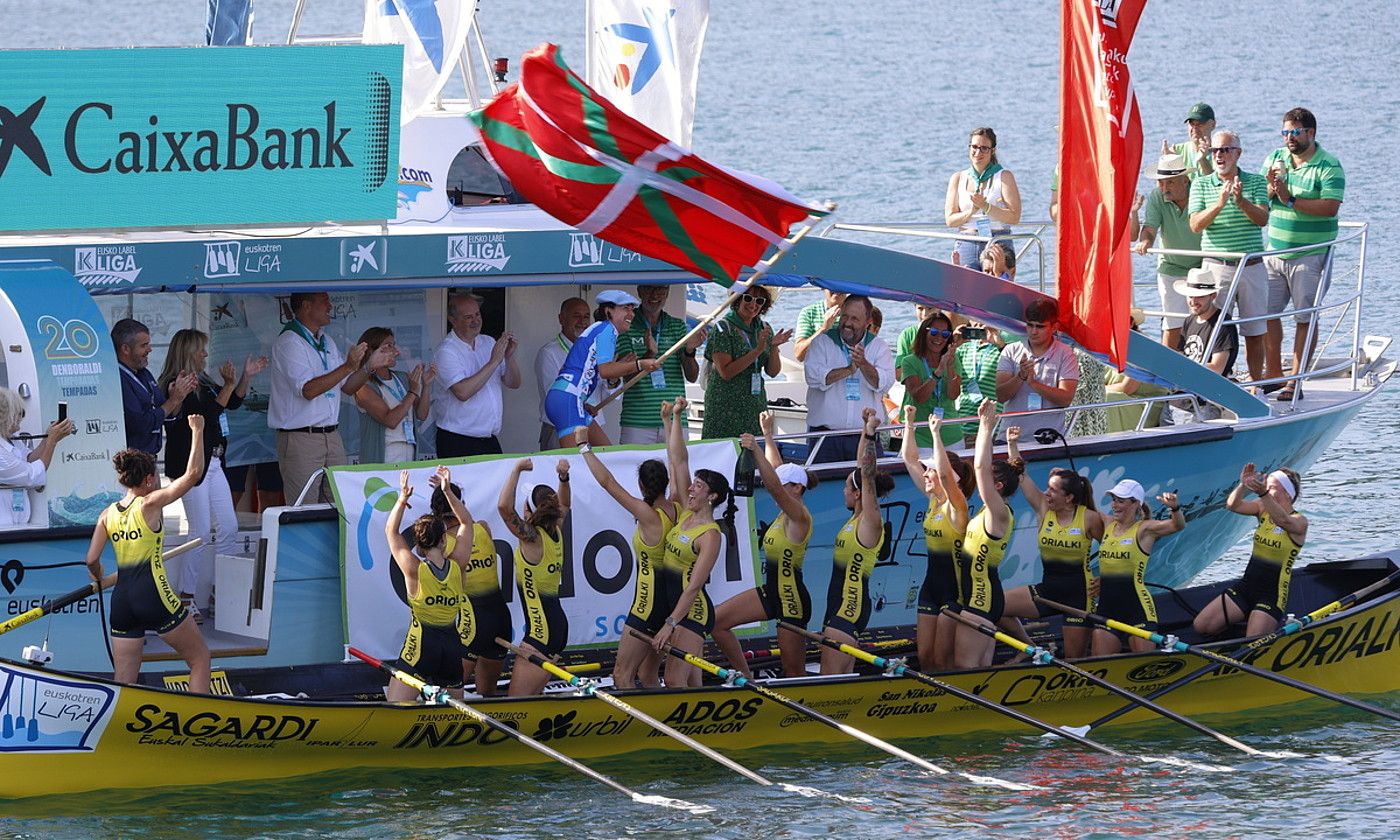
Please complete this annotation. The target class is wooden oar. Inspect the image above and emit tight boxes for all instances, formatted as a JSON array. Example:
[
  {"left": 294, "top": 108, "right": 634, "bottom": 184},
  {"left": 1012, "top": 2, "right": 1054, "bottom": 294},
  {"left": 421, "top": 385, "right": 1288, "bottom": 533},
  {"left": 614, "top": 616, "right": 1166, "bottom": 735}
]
[
  {"left": 943, "top": 607, "right": 1267, "bottom": 757},
  {"left": 1074, "top": 568, "right": 1400, "bottom": 733},
  {"left": 347, "top": 647, "right": 711, "bottom": 814},
  {"left": 497, "top": 637, "right": 775, "bottom": 787},
  {"left": 632, "top": 630, "right": 1037, "bottom": 791},
  {"left": 0, "top": 539, "right": 202, "bottom": 636},
  {"left": 1037, "top": 595, "right": 1400, "bottom": 725}
]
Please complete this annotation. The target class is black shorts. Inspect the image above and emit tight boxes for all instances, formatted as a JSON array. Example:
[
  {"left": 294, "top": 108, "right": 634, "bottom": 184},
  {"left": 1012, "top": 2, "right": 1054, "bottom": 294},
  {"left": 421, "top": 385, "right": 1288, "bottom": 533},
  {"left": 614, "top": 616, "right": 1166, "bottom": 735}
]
[
  {"left": 110, "top": 577, "right": 187, "bottom": 639},
  {"left": 1099, "top": 577, "right": 1156, "bottom": 630},
  {"left": 521, "top": 597, "right": 569, "bottom": 658},
  {"left": 1227, "top": 563, "right": 1289, "bottom": 621},
  {"left": 757, "top": 561, "right": 812, "bottom": 626},
  {"left": 823, "top": 594, "right": 872, "bottom": 636},
  {"left": 1030, "top": 567, "right": 1091, "bottom": 627},
  {"left": 917, "top": 555, "right": 961, "bottom": 616},
  {"left": 460, "top": 594, "right": 511, "bottom": 660},
  {"left": 958, "top": 559, "right": 1004, "bottom": 623},
  {"left": 625, "top": 570, "right": 667, "bottom": 635},
  {"left": 660, "top": 568, "right": 714, "bottom": 636},
  {"left": 397, "top": 620, "right": 466, "bottom": 688}
]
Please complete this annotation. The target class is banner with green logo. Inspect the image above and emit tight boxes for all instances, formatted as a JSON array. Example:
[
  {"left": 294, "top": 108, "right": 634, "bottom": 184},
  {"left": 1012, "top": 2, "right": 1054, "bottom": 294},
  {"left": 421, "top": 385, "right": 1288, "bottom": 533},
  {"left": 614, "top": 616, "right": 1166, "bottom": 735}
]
[{"left": 0, "top": 46, "right": 401, "bottom": 231}]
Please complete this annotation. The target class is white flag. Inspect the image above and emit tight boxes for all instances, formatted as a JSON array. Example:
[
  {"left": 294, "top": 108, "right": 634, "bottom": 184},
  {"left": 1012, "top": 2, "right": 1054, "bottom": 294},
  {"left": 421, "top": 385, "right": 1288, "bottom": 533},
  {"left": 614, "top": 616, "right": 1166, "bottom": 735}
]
[
  {"left": 363, "top": 0, "right": 476, "bottom": 125},
  {"left": 586, "top": 0, "right": 710, "bottom": 147}
]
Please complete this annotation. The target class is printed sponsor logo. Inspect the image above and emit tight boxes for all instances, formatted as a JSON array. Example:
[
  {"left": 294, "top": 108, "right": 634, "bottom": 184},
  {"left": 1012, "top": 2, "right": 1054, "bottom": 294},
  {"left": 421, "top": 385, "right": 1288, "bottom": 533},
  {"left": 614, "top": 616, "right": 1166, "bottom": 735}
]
[
  {"left": 204, "top": 241, "right": 285, "bottom": 280},
  {"left": 532, "top": 709, "right": 633, "bottom": 741},
  {"left": 393, "top": 718, "right": 516, "bottom": 749},
  {"left": 83, "top": 419, "right": 120, "bottom": 436},
  {"left": 74, "top": 246, "right": 142, "bottom": 287},
  {"left": 62, "top": 449, "right": 109, "bottom": 464},
  {"left": 566, "top": 232, "right": 644, "bottom": 269},
  {"left": 1126, "top": 659, "right": 1186, "bottom": 683},
  {"left": 0, "top": 98, "right": 50, "bottom": 177},
  {"left": 0, "top": 665, "right": 117, "bottom": 753},
  {"left": 446, "top": 233, "right": 510, "bottom": 273},
  {"left": 649, "top": 697, "right": 762, "bottom": 738},
  {"left": 341, "top": 238, "right": 386, "bottom": 276},
  {"left": 125, "top": 703, "right": 320, "bottom": 747},
  {"left": 398, "top": 164, "right": 432, "bottom": 210}
]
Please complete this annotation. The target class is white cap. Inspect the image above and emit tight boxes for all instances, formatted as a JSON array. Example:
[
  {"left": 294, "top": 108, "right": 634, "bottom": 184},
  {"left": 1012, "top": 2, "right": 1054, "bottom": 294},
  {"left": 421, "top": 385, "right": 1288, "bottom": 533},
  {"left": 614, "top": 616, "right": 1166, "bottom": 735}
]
[
  {"left": 1107, "top": 478, "right": 1145, "bottom": 504},
  {"left": 774, "top": 463, "right": 809, "bottom": 488}
]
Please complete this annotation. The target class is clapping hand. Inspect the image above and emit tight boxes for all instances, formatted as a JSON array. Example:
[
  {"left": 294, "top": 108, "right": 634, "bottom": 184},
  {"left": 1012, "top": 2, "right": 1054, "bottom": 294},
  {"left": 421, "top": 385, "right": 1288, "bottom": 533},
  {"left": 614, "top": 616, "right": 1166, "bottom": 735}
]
[
  {"left": 398, "top": 470, "right": 413, "bottom": 499},
  {"left": 346, "top": 342, "right": 370, "bottom": 369},
  {"left": 243, "top": 355, "right": 269, "bottom": 378},
  {"left": 219, "top": 360, "right": 237, "bottom": 387},
  {"left": 770, "top": 327, "right": 794, "bottom": 349}
]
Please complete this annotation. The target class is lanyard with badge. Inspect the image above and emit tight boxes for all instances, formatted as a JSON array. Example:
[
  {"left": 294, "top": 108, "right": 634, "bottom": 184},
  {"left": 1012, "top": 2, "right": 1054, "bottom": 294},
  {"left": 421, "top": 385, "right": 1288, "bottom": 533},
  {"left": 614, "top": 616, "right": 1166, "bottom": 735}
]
[
  {"left": 379, "top": 373, "right": 417, "bottom": 445},
  {"left": 120, "top": 365, "right": 162, "bottom": 433},
  {"left": 838, "top": 335, "right": 866, "bottom": 402},
  {"left": 1024, "top": 349, "right": 1044, "bottom": 411},
  {"left": 733, "top": 317, "right": 765, "bottom": 396},
  {"left": 647, "top": 316, "right": 667, "bottom": 390},
  {"left": 282, "top": 320, "right": 336, "bottom": 402},
  {"left": 917, "top": 356, "right": 944, "bottom": 404},
  {"left": 964, "top": 344, "right": 988, "bottom": 400}
]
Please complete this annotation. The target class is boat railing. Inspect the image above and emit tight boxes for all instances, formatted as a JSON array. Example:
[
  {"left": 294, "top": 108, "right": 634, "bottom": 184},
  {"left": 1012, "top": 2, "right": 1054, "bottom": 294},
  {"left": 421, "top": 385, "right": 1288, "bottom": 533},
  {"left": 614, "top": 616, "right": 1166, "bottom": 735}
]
[
  {"left": 1139, "top": 221, "right": 1368, "bottom": 401},
  {"left": 821, "top": 221, "right": 1055, "bottom": 292}
]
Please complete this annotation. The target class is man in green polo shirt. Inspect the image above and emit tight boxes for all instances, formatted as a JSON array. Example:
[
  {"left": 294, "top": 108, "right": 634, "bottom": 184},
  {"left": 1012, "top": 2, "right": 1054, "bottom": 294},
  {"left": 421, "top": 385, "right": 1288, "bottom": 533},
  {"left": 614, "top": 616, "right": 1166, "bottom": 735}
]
[
  {"left": 1260, "top": 107, "right": 1345, "bottom": 400},
  {"left": 1131, "top": 152, "right": 1202, "bottom": 349},
  {"left": 615, "top": 284, "right": 704, "bottom": 443},
  {"left": 1162, "top": 102, "right": 1216, "bottom": 179},
  {"left": 1188, "top": 128, "right": 1272, "bottom": 387},
  {"left": 793, "top": 289, "right": 846, "bottom": 362}
]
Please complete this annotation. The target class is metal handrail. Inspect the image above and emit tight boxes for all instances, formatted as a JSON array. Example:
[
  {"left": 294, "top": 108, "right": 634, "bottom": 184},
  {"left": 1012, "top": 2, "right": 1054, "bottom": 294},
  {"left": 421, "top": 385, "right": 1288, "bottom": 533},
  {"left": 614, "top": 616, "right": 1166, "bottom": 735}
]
[{"left": 824, "top": 221, "right": 1053, "bottom": 292}]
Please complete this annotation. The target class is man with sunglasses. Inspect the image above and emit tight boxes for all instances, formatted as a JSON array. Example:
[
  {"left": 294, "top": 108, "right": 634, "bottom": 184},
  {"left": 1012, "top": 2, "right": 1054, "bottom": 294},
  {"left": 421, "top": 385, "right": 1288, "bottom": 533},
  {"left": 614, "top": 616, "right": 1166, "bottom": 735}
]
[
  {"left": 1260, "top": 108, "right": 1345, "bottom": 402},
  {"left": 1188, "top": 128, "right": 1272, "bottom": 390},
  {"left": 994, "top": 299, "right": 1079, "bottom": 437}
]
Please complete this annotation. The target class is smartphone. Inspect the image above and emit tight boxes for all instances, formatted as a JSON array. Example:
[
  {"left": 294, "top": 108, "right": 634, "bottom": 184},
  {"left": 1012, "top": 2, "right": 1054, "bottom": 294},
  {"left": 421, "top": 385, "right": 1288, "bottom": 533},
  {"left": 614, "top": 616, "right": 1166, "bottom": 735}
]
[
  {"left": 962, "top": 327, "right": 987, "bottom": 341},
  {"left": 57, "top": 401, "right": 68, "bottom": 423}
]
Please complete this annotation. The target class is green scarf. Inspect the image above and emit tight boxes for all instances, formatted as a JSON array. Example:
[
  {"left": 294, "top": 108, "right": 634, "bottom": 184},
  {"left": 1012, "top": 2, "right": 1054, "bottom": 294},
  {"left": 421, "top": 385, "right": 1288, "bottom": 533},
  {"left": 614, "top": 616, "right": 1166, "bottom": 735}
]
[{"left": 967, "top": 160, "right": 1004, "bottom": 188}]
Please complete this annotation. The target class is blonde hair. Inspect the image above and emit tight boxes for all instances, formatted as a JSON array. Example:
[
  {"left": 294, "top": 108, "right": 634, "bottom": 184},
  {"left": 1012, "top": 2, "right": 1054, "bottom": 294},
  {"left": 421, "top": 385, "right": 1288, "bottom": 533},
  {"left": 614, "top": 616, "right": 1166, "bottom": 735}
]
[
  {"left": 158, "top": 329, "right": 209, "bottom": 390},
  {"left": 0, "top": 388, "right": 24, "bottom": 439}
]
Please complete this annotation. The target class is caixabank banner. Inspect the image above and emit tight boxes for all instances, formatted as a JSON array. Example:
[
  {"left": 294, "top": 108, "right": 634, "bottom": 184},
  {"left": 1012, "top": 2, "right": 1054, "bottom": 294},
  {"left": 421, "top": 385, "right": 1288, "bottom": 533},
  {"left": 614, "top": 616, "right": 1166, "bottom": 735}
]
[{"left": 0, "top": 45, "right": 402, "bottom": 231}]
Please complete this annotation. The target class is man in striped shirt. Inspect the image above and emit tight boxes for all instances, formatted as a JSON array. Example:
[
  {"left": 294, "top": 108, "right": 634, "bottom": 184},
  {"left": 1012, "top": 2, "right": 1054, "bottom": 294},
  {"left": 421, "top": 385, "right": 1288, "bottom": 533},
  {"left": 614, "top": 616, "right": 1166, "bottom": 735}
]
[
  {"left": 1261, "top": 108, "right": 1345, "bottom": 400},
  {"left": 1188, "top": 129, "right": 1272, "bottom": 388},
  {"left": 615, "top": 284, "right": 704, "bottom": 444}
]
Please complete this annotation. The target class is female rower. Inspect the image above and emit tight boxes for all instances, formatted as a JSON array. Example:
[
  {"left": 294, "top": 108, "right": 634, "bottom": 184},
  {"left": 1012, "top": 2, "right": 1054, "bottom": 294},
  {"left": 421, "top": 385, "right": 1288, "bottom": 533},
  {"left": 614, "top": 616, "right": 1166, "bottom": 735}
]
[
  {"left": 821, "top": 409, "right": 895, "bottom": 675},
  {"left": 900, "top": 406, "right": 974, "bottom": 671},
  {"left": 712, "top": 410, "right": 817, "bottom": 679},
  {"left": 546, "top": 290, "right": 661, "bottom": 448},
  {"left": 898, "top": 312, "right": 962, "bottom": 448},
  {"left": 425, "top": 474, "right": 509, "bottom": 697},
  {"left": 353, "top": 326, "right": 434, "bottom": 464},
  {"left": 578, "top": 433, "right": 679, "bottom": 689},
  {"left": 944, "top": 127, "right": 1022, "bottom": 267},
  {"left": 384, "top": 467, "right": 473, "bottom": 700},
  {"left": 498, "top": 457, "right": 571, "bottom": 696},
  {"left": 951, "top": 400, "right": 1023, "bottom": 669},
  {"left": 1093, "top": 479, "right": 1185, "bottom": 655},
  {"left": 651, "top": 397, "right": 735, "bottom": 688},
  {"left": 1000, "top": 426, "right": 1105, "bottom": 659},
  {"left": 1193, "top": 464, "right": 1307, "bottom": 637},
  {"left": 84, "top": 416, "right": 212, "bottom": 692}
]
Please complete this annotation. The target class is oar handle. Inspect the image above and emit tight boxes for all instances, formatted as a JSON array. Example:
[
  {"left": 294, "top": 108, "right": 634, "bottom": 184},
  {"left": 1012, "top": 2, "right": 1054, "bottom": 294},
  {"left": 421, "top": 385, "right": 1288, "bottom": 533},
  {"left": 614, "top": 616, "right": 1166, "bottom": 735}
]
[
  {"left": 1034, "top": 596, "right": 1182, "bottom": 649},
  {"left": 778, "top": 621, "right": 888, "bottom": 667},
  {"left": 496, "top": 637, "right": 579, "bottom": 685},
  {"left": 626, "top": 629, "right": 747, "bottom": 685},
  {"left": 942, "top": 608, "right": 1052, "bottom": 663}
]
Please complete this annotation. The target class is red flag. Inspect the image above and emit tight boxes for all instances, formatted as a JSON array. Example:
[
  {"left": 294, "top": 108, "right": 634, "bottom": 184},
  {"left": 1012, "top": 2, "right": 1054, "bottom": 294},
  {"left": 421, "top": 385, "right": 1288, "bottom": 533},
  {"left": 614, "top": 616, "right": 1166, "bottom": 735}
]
[
  {"left": 1057, "top": 0, "right": 1145, "bottom": 370},
  {"left": 469, "top": 43, "right": 823, "bottom": 284}
]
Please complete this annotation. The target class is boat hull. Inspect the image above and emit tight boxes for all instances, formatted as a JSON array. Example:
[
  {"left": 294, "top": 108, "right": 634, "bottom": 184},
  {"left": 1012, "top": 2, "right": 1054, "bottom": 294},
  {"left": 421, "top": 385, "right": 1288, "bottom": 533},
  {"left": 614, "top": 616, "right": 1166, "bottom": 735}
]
[{"left": 2, "top": 560, "right": 1397, "bottom": 799}]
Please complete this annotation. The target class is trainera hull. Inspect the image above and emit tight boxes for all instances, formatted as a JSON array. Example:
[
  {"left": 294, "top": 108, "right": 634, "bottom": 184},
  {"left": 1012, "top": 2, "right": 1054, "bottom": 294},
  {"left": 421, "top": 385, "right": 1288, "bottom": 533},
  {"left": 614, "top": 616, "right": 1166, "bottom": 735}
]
[{"left": 3, "top": 583, "right": 1398, "bottom": 799}]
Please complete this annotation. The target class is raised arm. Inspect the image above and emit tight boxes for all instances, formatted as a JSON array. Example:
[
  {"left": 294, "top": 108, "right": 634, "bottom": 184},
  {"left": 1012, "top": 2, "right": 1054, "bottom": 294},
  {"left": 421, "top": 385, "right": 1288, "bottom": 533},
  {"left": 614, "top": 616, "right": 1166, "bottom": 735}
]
[
  {"left": 742, "top": 432, "right": 811, "bottom": 531},
  {"left": 1005, "top": 426, "right": 1047, "bottom": 518},
  {"left": 581, "top": 446, "right": 659, "bottom": 529},
  {"left": 497, "top": 459, "right": 536, "bottom": 542},
  {"left": 974, "top": 400, "right": 1012, "bottom": 536},
  {"left": 384, "top": 471, "right": 421, "bottom": 574},
  {"left": 758, "top": 410, "right": 784, "bottom": 470},
  {"left": 928, "top": 413, "right": 968, "bottom": 524},
  {"left": 146, "top": 415, "right": 206, "bottom": 510},
  {"left": 555, "top": 459, "right": 571, "bottom": 518},
  {"left": 899, "top": 405, "right": 930, "bottom": 496},
  {"left": 667, "top": 397, "right": 693, "bottom": 499},
  {"left": 430, "top": 466, "right": 474, "bottom": 565},
  {"left": 1138, "top": 491, "right": 1186, "bottom": 549},
  {"left": 855, "top": 409, "right": 883, "bottom": 548},
  {"left": 1225, "top": 462, "right": 1264, "bottom": 517}
]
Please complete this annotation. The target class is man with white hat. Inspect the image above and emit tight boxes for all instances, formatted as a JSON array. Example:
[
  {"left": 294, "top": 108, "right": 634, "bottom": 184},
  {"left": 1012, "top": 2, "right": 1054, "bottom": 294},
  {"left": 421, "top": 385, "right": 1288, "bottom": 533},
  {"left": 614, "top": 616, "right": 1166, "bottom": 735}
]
[
  {"left": 1131, "top": 153, "right": 1203, "bottom": 349},
  {"left": 1169, "top": 268, "right": 1238, "bottom": 424}
]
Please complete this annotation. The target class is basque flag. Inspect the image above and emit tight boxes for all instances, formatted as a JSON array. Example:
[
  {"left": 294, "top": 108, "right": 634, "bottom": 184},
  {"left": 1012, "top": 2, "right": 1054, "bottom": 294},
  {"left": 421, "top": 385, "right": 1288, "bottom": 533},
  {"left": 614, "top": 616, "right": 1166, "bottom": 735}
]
[{"left": 469, "top": 44, "right": 824, "bottom": 285}]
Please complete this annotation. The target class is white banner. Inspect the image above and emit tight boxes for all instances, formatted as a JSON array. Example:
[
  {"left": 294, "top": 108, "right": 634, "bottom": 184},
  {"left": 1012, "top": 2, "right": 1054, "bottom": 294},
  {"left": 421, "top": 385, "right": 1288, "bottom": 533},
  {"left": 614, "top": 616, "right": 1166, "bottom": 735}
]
[
  {"left": 393, "top": 112, "right": 476, "bottom": 223},
  {"left": 586, "top": 0, "right": 710, "bottom": 147},
  {"left": 327, "top": 441, "right": 758, "bottom": 661},
  {"left": 363, "top": 0, "right": 477, "bottom": 125}
]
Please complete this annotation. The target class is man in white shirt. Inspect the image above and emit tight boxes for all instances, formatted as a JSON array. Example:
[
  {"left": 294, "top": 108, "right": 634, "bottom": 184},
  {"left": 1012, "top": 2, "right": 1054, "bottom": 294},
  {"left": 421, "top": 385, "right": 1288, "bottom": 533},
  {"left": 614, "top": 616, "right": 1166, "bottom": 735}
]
[
  {"left": 433, "top": 291, "right": 521, "bottom": 457},
  {"left": 995, "top": 299, "right": 1080, "bottom": 437},
  {"left": 268, "top": 292, "right": 381, "bottom": 503},
  {"left": 534, "top": 296, "right": 604, "bottom": 450},
  {"left": 803, "top": 294, "right": 895, "bottom": 463}
]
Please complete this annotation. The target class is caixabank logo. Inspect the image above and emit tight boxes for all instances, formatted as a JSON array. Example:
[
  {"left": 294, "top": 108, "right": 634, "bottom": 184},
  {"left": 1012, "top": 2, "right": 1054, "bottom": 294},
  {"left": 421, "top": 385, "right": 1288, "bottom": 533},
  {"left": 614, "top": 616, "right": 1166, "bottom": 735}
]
[{"left": 0, "top": 46, "right": 401, "bottom": 232}]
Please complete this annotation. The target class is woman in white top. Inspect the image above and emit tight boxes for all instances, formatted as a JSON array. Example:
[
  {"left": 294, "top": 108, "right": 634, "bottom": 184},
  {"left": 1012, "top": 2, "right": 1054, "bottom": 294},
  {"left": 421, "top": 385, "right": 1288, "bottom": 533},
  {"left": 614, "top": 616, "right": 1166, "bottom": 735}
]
[
  {"left": 944, "top": 127, "right": 1022, "bottom": 268},
  {"left": 354, "top": 327, "right": 435, "bottom": 465},
  {"left": 0, "top": 388, "right": 74, "bottom": 529}
]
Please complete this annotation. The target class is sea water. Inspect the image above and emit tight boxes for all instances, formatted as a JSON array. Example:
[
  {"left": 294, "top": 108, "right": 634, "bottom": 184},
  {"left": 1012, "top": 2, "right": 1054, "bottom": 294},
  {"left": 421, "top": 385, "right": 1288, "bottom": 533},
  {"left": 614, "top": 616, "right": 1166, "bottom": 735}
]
[{"left": 2, "top": 1, "right": 1399, "bottom": 834}]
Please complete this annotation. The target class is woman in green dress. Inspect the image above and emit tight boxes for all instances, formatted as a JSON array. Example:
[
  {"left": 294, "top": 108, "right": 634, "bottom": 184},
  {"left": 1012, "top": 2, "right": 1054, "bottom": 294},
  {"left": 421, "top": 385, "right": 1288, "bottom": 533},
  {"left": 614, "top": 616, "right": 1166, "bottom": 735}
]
[{"left": 701, "top": 285, "right": 791, "bottom": 439}]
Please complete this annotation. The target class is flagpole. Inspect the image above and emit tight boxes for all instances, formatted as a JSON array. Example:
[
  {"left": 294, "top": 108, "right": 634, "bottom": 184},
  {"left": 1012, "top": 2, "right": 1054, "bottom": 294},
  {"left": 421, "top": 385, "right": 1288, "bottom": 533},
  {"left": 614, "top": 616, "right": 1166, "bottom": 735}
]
[{"left": 592, "top": 202, "right": 835, "bottom": 412}]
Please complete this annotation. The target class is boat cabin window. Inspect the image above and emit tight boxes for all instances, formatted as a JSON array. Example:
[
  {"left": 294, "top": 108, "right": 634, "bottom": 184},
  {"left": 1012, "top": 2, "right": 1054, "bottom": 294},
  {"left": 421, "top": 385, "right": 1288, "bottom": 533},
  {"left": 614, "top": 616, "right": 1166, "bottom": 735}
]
[{"left": 446, "top": 145, "right": 521, "bottom": 207}]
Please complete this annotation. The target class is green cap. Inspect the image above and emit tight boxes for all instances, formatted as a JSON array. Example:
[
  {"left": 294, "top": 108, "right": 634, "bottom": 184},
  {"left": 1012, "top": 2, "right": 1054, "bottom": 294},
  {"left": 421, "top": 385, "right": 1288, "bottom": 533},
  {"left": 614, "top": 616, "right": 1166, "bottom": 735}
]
[{"left": 1184, "top": 102, "right": 1215, "bottom": 123}]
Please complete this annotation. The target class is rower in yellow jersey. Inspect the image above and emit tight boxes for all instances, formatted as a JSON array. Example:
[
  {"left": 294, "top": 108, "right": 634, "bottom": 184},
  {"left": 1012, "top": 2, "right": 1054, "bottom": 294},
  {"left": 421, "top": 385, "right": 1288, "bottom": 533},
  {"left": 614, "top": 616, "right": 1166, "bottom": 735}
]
[
  {"left": 579, "top": 437, "right": 679, "bottom": 689},
  {"left": 650, "top": 397, "right": 734, "bottom": 689},
  {"left": 1000, "top": 425, "right": 1106, "bottom": 659},
  {"left": 424, "top": 472, "right": 510, "bottom": 697},
  {"left": 821, "top": 409, "right": 895, "bottom": 675},
  {"left": 498, "top": 457, "right": 571, "bottom": 696},
  {"left": 712, "top": 410, "right": 817, "bottom": 679},
  {"left": 1193, "top": 463, "right": 1308, "bottom": 637},
  {"left": 384, "top": 466, "right": 474, "bottom": 701},
  {"left": 900, "top": 406, "right": 975, "bottom": 671},
  {"left": 1092, "top": 478, "right": 1185, "bottom": 656},
  {"left": 951, "top": 400, "right": 1023, "bottom": 669},
  {"left": 85, "top": 416, "right": 211, "bottom": 693}
]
